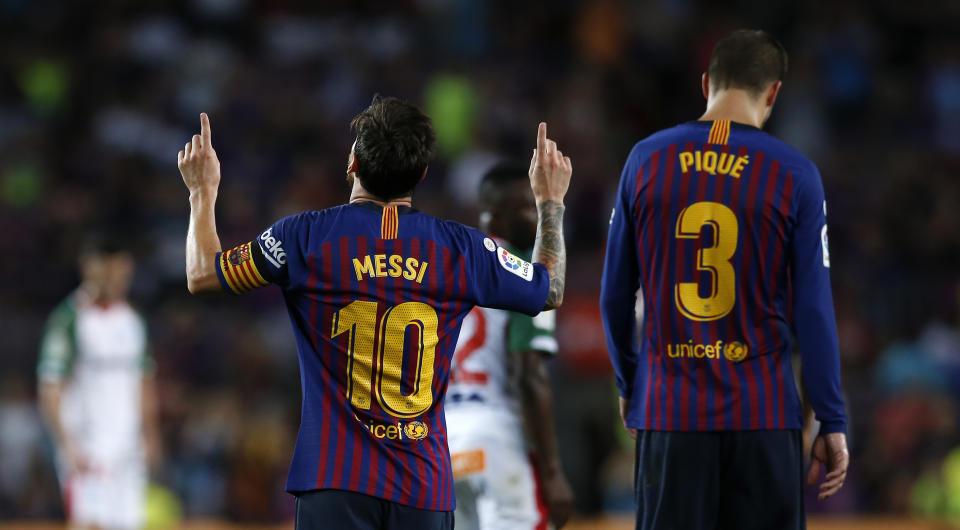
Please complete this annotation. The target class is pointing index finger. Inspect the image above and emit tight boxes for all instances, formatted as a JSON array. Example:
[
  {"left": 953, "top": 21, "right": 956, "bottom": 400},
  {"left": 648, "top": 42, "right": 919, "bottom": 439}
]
[
  {"left": 201, "top": 113, "right": 212, "bottom": 146},
  {"left": 537, "top": 122, "right": 547, "bottom": 154}
]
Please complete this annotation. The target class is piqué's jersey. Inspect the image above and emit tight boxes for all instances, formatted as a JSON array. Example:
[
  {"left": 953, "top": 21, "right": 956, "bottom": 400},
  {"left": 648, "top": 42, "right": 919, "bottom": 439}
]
[
  {"left": 215, "top": 202, "right": 550, "bottom": 511},
  {"left": 37, "top": 290, "right": 153, "bottom": 460},
  {"left": 447, "top": 245, "right": 558, "bottom": 421},
  {"left": 601, "top": 120, "right": 846, "bottom": 434}
]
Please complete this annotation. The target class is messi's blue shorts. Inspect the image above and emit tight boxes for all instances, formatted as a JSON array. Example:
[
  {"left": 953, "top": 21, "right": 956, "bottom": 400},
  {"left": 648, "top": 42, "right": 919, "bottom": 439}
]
[
  {"left": 634, "top": 430, "right": 804, "bottom": 530},
  {"left": 294, "top": 489, "right": 454, "bottom": 530}
]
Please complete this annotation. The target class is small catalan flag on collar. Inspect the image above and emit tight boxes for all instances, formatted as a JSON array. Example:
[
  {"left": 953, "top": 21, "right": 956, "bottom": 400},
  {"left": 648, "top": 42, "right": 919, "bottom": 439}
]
[
  {"left": 381, "top": 205, "right": 399, "bottom": 239},
  {"left": 708, "top": 119, "right": 731, "bottom": 145}
]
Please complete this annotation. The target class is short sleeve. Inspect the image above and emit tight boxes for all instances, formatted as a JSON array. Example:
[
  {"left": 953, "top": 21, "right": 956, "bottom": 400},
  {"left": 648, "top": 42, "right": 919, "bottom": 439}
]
[
  {"left": 460, "top": 229, "right": 550, "bottom": 316},
  {"left": 216, "top": 215, "right": 297, "bottom": 294},
  {"left": 508, "top": 310, "right": 558, "bottom": 355},
  {"left": 38, "top": 300, "right": 77, "bottom": 382}
]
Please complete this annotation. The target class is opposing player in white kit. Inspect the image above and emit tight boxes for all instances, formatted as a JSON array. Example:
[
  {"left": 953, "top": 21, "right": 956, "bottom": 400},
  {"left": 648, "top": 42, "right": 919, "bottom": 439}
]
[
  {"left": 446, "top": 164, "right": 575, "bottom": 530},
  {"left": 38, "top": 235, "right": 160, "bottom": 529}
]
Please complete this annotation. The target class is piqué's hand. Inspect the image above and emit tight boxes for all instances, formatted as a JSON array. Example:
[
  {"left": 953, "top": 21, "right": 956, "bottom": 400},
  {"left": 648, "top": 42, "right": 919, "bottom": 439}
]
[{"left": 807, "top": 431, "right": 849, "bottom": 500}]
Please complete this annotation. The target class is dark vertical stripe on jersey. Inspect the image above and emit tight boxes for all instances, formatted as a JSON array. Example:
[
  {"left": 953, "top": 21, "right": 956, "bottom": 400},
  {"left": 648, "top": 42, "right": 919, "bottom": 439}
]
[
  {"left": 707, "top": 144, "right": 729, "bottom": 430},
  {"left": 304, "top": 252, "right": 330, "bottom": 488},
  {"left": 389, "top": 238, "right": 411, "bottom": 505},
  {"left": 692, "top": 143, "right": 711, "bottom": 431},
  {"left": 354, "top": 235, "right": 374, "bottom": 496},
  {"left": 740, "top": 151, "right": 765, "bottom": 429},
  {"left": 665, "top": 145, "right": 686, "bottom": 430},
  {"left": 756, "top": 159, "right": 781, "bottom": 428},
  {"left": 321, "top": 240, "right": 350, "bottom": 491},
  {"left": 772, "top": 172, "right": 794, "bottom": 428},
  {"left": 654, "top": 147, "right": 673, "bottom": 430},
  {"left": 403, "top": 237, "right": 427, "bottom": 508},
  {"left": 767, "top": 171, "right": 793, "bottom": 428},
  {"left": 723, "top": 146, "right": 751, "bottom": 430},
  {"left": 426, "top": 240, "right": 440, "bottom": 507},
  {"left": 635, "top": 147, "right": 670, "bottom": 429},
  {"left": 437, "top": 247, "right": 455, "bottom": 509},
  {"left": 634, "top": 160, "right": 655, "bottom": 429},
  {"left": 674, "top": 144, "right": 693, "bottom": 430},
  {"left": 372, "top": 237, "right": 395, "bottom": 501},
  {"left": 339, "top": 236, "right": 364, "bottom": 494},
  {"left": 723, "top": 145, "right": 749, "bottom": 430}
]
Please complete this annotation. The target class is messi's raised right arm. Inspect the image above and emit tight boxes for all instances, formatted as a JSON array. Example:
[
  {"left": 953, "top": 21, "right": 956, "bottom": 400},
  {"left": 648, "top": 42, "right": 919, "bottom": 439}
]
[
  {"left": 178, "top": 113, "right": 224, "bottom": 294},
  {"left": 528, "top": 123, "right": 572, "bottom": 310}
]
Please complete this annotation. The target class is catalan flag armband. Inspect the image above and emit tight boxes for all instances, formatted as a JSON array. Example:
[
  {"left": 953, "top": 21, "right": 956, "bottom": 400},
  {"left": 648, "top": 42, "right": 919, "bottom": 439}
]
[{"left": 217, "top": 242, "right": 270, "bottom": 294}]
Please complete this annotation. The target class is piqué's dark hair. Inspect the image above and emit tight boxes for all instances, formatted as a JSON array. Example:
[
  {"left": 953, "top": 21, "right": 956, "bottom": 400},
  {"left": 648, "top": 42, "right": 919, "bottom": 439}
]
[
  {"left": 708, "top": 29, "right": 788, "bottom": 97},
  {"left": 478, "top": 162, "right": 528, "bottom": 211},
  {"left": 350, "top": 95, "right": 436, "bottom": 200}
]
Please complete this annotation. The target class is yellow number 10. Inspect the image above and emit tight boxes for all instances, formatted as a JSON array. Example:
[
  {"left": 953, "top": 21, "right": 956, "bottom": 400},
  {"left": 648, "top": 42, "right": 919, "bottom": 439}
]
[
  {"left": 674, "top": 201, "right": 739, "bottom": 321},
  {"left": 332, "top": 301, "right": 439, "bottom": 418}
]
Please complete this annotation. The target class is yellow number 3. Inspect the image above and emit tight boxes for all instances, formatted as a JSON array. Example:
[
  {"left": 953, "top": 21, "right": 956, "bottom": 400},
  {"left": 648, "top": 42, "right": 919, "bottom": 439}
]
[{"left": 674, "top": 201, "right": 738, "bottom": 321}]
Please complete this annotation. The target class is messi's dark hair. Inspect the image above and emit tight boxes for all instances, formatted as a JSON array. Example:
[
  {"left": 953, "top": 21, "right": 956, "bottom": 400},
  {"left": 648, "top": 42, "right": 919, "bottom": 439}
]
[
  {"left": 478, "top": 162, "right": 528, "bottom": 211},
  {"left": 708, "top": 29, "right": 788, "bottom": 96},
  {"left": 350, "top": 95, "right": 436, "bottom": 200}
]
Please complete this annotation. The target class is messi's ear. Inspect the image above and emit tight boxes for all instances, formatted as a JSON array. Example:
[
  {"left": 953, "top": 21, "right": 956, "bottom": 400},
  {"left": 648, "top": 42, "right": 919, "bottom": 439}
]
[
  {"left": 766, "top": 81, "right": 782, "bottom": 107},
  {"left": 347, "top": 150, "right": 359, "bottom": 174},
  {"left": 701, "top": 73, "right": 710, "bottom": 100},
  {"left": 420, "top": 167, "right": 428, "bottom": 182}
]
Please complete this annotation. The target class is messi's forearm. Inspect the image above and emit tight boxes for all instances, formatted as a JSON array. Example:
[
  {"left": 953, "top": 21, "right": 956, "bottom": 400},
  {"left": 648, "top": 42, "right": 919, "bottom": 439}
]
[
  {"left": 186, "top": 191, "right": 223, "bottom": 293},
  {"left": 533, "top": 200, "right": 566, "bottom": 310}
]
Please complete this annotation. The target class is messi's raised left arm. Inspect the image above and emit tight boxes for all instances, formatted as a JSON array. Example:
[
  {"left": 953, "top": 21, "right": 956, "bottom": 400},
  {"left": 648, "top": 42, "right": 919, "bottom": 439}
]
[{"left": 178, "top": 113, "right": 224, "bottom": 294}]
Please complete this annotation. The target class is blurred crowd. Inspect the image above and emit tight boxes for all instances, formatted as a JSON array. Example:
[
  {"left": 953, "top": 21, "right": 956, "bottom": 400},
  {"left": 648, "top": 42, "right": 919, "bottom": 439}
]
[{"left": 1, "top": 0, "right": 959, "bottom": 523}]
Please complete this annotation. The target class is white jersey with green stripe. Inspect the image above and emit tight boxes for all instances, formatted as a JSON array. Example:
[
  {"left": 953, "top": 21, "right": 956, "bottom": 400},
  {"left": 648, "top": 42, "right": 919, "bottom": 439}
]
[
  {"left": 38, "top": 290, "right": 152, "bottom": 461},
  {"left": 446, "top": 247, "right": 558, "bottom": 420}
]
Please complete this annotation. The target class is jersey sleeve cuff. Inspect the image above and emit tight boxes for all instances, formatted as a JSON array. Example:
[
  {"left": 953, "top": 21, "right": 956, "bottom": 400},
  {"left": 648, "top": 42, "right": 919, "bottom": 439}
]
[
  {"left": 524, "top": 263, "right": 551, "bottom": 316},
  {"left": 817, "top": 418, "right": 847, "bottom": 435}
]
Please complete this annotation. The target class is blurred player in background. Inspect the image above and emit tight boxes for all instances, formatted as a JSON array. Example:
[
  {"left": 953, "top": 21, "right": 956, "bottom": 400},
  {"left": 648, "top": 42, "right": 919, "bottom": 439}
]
[
  {"left": 446, "top": 163, "right": 575, "bottom": 530},
  {"left": 38, "top": 234, "right": 160, "bottom": 529},
  {"left": 177, "top": 97, "right": 571, "bottom": 529},
  {"left": 601, "top": 30, "right": 849, "bottom": 529}
]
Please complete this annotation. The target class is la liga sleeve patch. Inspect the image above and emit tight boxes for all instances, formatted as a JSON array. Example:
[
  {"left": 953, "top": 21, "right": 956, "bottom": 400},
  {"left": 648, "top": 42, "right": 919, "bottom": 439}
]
[
  {"left": 219, "top": 241, "right": 270, "bottom": 294},
  {"left": 496, "top": 246, "right": 534, "bottom": 281}
]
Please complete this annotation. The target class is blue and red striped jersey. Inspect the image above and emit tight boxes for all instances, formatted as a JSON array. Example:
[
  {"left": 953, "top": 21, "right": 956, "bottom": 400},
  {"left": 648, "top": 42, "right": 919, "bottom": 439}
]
[
  {"left": 601, "top": 120, "right": 846, "bottom": 434},
  {"left": 215, "top": 201, "right": 550, "bottom": 510}
]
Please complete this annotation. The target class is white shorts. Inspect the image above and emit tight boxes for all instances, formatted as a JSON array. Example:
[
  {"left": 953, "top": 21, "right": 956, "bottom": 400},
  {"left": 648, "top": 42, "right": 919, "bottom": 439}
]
[
  {"left": 61, "top": 458, "right": 146, "bottom": 529},
  {"left": 446, "top": 408, "right": 548, "bottom": 530}
]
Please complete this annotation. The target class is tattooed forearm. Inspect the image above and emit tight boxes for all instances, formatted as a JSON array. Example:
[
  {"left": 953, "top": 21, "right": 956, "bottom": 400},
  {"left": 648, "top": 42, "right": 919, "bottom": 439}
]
[{"left": 533, "top": 200, "right": 566, "bottom": 310}]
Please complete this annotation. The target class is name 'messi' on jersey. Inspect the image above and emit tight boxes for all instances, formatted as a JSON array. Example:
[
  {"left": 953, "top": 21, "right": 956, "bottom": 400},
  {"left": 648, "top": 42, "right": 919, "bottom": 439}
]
[{"left": 352, "top": 253, "right": 429, "bottom": 283}]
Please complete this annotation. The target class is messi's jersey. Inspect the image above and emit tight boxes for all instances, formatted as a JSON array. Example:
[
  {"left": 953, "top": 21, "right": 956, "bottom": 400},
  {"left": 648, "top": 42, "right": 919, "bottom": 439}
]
[
  {"left": 601, "top": 120, "right": 846, "bottom": 434},
  {"left": 215, "top": 201, "right": 549, "bottom": 510}
]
